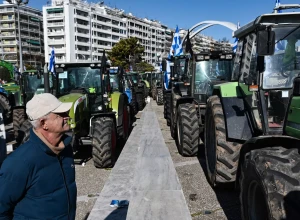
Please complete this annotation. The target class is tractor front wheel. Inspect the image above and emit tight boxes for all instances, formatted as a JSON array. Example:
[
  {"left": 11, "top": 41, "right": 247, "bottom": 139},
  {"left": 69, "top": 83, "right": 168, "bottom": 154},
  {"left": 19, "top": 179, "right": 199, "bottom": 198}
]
[
  {"left": 0, "top": 94, "right": 11, "bottom": 124},
  {"left": 240, "top": 147, "right": 300, "bottom": 219},
  {"left": 13, "top": 108, "right": 26, "bottom": 138},
  {"left": 16, "top": 120, "right": 32, "bottom": 147},
  {"left": 92, "top": 117, "right": 117, "bottom": 168},
  {"left": 176, "top": 103, "right": 199, "bottom": 156},
  {"left": 156, "top": 88, "right": 163, "bottom": 105},
  {"left": 205, "top": 95, "right": 241, "bottom": 187},
  {"left": 136, "top": 93, "right": 144, "bottom": 111}
]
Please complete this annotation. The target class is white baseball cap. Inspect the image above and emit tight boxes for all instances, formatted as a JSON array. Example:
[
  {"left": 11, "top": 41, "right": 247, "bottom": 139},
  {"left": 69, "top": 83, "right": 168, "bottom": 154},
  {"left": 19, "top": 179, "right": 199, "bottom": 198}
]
[{"left": 26, "top": 93, "right": 73, "bottom": 121}]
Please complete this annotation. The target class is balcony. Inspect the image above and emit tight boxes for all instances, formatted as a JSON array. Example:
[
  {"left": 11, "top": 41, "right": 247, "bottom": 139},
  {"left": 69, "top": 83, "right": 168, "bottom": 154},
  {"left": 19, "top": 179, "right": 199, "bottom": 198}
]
[
  {"left": 76, "top": 41, "right": 90, "bottom": 47},
  {"left": 48, "top": 39, "right": 65, "bottom": 45},
  {"left": 54, "top": 48, "right": 66, "bottom": 53},
  {"left": 93, "top": 35, "right": 111, "bottom": 42},
  {"left": 47, "top": 22, "right": 64, "bottom": 27},
  {"left": 75, "top": 14, "right": 90, "bottom": 21},
  {"left": 48, "top": 31, "right": 65, "bottom": 36},
  {"left": 76, "top": 32, "right": 90, "bottom": 38},
  {"left": 75, "top": 50, "right": 91, "bottom": 55},
  {"left": 0, "top": 33, "right": 15, "bottom": 38},
  {"left": 47, "top": 13, "right": 64, "bottom": 18},
  {"left": 1, "top": 25, "right": 15, "bottom": 30},
  {"left": 76, "top": 23, "right": 90, "bottom": 30}
]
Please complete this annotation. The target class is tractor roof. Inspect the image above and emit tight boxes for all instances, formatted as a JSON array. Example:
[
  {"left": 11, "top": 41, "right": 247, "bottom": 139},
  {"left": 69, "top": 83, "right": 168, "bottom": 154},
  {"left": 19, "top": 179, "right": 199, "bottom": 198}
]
[{"left": 233, "top": 12, "right": 300, "bottom": 39}]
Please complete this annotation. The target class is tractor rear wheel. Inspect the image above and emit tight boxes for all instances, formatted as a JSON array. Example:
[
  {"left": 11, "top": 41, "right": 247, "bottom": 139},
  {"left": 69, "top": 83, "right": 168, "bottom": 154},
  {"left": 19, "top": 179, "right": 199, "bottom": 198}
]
[
  {"left": 170, "top": 89, "right": 181, "bottom": 139},
  {"left": 156, "top": 88, "right": 163, "bottom": 105},
  {"left": 130, "top": 92, "right": 138, "bottom": 115},
  {"left": 117, "top": 103, "right": 130, "bottom": 141},
  {"left": 16, "top": 120, "right": 32, "bottom": 147},
  {"left": 240, "top": 147, "right": 300, "bottom": 220},
  {"left": 92, "top": 117, "right": 117, "bottom": 168},
  {"left": 176, "top": 103, "right": 199, "bottom": 156},
  {"left": 13, "top": 108, "right": 27, "bottom": 138},
  {"left": 165, "top": 93, "right": 171, "bottom": 126},
  {"left": 205, "top": 95, "right": 241, "bottom": 187},
  {"left": 136, "top": 93, "right": 144, "bottom": 111},
  {"left": 0, "top": 94, "right": 11, "bottom": 124}
]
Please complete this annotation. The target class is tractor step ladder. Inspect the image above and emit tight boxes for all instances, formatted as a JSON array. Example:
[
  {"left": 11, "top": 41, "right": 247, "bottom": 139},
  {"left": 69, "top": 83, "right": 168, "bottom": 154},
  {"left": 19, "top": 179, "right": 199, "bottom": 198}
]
[{"left": 88, "top": 104, "right": 192, "bottom": 220}]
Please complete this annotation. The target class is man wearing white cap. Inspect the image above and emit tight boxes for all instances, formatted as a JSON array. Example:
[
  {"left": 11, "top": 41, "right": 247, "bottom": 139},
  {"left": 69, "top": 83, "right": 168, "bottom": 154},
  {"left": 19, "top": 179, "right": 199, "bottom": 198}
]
[{"left": 0, "top": 93, "right": 77, "bottom": 220}]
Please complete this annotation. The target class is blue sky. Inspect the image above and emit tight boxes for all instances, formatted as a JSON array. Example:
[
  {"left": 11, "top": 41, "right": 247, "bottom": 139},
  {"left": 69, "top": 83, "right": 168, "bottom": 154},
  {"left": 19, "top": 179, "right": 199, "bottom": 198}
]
[{"left": 27, "top": 0, "right": 300, "bottom": 43}]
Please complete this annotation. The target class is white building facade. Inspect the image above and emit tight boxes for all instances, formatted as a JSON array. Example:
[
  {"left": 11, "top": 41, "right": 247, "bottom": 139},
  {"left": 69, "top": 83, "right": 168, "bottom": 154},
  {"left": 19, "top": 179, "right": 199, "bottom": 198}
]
[{"left": 0, "top": 0, "right": 44, "bottom": 67}]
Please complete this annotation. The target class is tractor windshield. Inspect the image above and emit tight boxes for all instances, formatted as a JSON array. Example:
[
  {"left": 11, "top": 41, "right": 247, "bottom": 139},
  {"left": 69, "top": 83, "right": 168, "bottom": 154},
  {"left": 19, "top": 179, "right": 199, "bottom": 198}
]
[
  {"left": 174, "top": 59, "right": 187, "bottom": 77},
  {"left": 194, "top": 59, "right": 232, "bottom": 95},
  {"left": 59, "top": 67, "right": 101, "bottom": 94},
  {"left": 263, "top": 25, "right": 300, "bottom": 90},
  {"left": 130, "top": 74, "right": 139, "bottom": 83},
  {"left": 24, "top": 72, "right": 54, "bottom": 94},
  {"left": 109, "top": 74, "right": 119, "bottom": 91}
]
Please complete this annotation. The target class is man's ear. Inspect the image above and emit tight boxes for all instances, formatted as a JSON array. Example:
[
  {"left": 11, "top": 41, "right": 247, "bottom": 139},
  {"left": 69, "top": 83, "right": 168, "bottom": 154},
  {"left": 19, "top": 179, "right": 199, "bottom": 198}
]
[{"left": 40, "top": 118, "right": 48, "bottom": 130}]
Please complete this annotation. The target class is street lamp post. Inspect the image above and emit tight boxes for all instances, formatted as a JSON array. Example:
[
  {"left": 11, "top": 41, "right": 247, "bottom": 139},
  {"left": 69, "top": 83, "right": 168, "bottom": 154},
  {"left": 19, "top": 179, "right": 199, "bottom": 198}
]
[{"left": 7, "top": 0, "right": 29, "bottom": 74}]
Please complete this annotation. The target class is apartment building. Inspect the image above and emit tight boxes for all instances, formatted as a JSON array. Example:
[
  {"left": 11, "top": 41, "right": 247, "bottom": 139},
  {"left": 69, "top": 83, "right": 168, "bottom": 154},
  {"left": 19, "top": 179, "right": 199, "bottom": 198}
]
[
  {"left": 0, "top": 0, "right": 44, "bottom": 68},
  {"left": 44, "top": 0, "right": 173, "bottom": 66},
  {"left": 179, "top": 29, "right": 233, "bottom": 54}
]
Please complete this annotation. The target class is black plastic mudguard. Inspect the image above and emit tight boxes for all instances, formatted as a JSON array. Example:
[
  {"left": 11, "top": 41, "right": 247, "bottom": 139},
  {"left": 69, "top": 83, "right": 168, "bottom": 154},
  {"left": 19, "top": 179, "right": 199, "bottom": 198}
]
[
  {"left": 236, "top": 135, "right": 300, "bottom": 188},
  {"left": 117, "top": 95, "right": 125, "bottom": 127},
  {"left": 221, "top": 97, "right": 253, "bottom": 141},
  {"left": 175, "top": 97, "right": 194, "bottom": 108}
]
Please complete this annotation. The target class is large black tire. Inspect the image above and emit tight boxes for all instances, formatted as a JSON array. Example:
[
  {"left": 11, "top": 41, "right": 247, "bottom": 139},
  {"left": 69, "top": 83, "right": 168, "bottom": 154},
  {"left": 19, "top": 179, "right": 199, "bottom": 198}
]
[
  {"left": 92, "top": 117, "right": 117, "bottom": 168},
  {"left": 0, "top": 94, "right": 11, "bottom": 124},
  {"left": 170, "top": 89, "right": 181, "bottom": 139},
  {"left": 16, "top": 120, "right": 32, "bottom": 146},
  {"left": 240, "top": 147, "right": 300, "bottom": 220},
  {"left": 165, "top": 93, "right": 171, "bottom": 126},
  {"left": 117, "top": 103, "right": 130, "bottom": 141},
  {"left": 130, "top": 92, "right": 138, "bottom": 115},
  {"left": 156, "top": 88, "right": 163, "bottom": 105},
  {"left": 205, "top": 95, "right": 242, "bottom": 187},
  {"left": 152, "top": 87, "right": 157, "bottom": 100},
  {"left": 13, "top": 108, "right": 26, "bottom": 138},
  {"left": 176, "top": 103, "right": 199, "bottom": 156},
  {"left": 136, "top": 93, "right": 144, "bottom": 111}
]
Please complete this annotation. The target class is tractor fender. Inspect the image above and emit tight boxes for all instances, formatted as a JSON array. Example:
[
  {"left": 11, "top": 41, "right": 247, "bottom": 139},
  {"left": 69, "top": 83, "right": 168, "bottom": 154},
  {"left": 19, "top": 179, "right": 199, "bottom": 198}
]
[
  {"left": 213, "top": 85, "right": 253, "bottom": 142},
  {"left": 117, "top": 94, "right": 128, "bottom": 127},
  {"left": 141, "top": 80, "right": 150, "bottom": 88},
  {"left": 175, "top": 97, "right": 194, "bottom": 109},
  {"left": 235, "top": 135, "right": 300, "bottom": 189},
  {"left": 90, "top": 112, "right": 117, "bottom": 136},
  {"left": 174, "top": 82, "right": 189, "bottom": 97}
]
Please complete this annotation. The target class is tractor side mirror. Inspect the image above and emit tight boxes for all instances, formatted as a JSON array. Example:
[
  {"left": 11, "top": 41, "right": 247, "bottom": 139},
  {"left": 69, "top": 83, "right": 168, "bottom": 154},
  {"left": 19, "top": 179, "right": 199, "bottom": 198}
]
[{"left": 256, "top": 29, "right": 275, "bottom": 56}]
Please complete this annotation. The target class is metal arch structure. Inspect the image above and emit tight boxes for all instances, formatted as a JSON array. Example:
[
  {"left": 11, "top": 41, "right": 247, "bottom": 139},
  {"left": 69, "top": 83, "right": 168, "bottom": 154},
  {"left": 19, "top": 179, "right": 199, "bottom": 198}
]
[{"left": 182, "top": 20, "right": 237, "bottom": 43}]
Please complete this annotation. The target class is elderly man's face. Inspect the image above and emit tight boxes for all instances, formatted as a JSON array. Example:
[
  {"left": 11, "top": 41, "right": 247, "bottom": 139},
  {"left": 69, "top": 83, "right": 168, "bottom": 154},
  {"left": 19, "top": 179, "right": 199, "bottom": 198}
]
[{"left": 44, "top": 112, "right": 70, "bottom": 133}]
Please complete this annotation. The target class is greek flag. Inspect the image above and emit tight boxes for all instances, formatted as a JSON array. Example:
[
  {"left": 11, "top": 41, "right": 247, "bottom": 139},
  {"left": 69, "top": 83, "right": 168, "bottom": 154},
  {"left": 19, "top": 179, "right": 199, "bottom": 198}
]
[
  {"left": 275, "top": 0, "right": 282, "bottom": 13},
  {"left": 232, "top": 22, "right": 240, "bottom": 53},
  {"left": 171, "top": 26, "right": 183, "bottom": 56},
  {"left": 48, "top": 47, "right": 55, "bottom": 75},
  {"left": 165, "top": 26, "right": 183, "bottom": 89}
]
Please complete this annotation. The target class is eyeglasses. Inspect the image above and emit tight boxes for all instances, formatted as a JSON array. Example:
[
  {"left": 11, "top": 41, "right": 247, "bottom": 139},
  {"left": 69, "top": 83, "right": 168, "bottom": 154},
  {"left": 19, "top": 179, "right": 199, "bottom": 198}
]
[{"left": 53, "top": 112, "right": 70, "bottom": 120}]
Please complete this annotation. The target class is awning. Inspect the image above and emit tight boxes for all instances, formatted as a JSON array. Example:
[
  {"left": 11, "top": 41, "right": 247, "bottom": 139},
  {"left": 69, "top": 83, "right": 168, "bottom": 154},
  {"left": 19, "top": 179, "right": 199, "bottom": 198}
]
[
  {"left": 30, "top": 17, "right": 40, "bottom": 22},
  {"left": 46, "top": 8, "right": 63, "bottom": 13},
  {"left": 27, "top": 40, "right": 40, "bottom": 45}
]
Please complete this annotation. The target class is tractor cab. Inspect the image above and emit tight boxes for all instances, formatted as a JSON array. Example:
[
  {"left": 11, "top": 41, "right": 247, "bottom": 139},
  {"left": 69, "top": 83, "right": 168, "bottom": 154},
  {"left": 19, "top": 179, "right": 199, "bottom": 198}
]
[
  {"left": 192, "top": 51, "right": 234, "bottom": 103},
  {"left": 109, "top": 66, "right": 124, "bottom": 93}
]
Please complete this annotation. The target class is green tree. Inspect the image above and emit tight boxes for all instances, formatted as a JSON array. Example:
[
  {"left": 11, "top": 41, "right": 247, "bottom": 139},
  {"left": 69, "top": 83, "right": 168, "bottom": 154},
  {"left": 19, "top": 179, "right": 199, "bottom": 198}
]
[
  {"left": 136, "top": 62, "right": 155, "bottom": 72},
  {"left": 0, "top": 67, "right": 11, "bottom": 82},
  {"left": 108, "top": 37, "right": 144, "bottom": 70}
]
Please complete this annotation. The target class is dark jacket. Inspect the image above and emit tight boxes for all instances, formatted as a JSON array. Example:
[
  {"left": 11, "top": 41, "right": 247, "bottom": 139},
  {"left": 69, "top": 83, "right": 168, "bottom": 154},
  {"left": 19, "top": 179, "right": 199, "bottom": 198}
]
[{"left": 0, "top": 129, "right": 77, "bottom": 220}]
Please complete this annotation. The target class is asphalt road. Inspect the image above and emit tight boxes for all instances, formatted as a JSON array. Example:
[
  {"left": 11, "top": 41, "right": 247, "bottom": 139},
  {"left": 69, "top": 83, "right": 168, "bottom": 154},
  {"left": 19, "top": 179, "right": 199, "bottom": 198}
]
[{"left": 5, "top": 100, "right": 241, "bottom": 220}]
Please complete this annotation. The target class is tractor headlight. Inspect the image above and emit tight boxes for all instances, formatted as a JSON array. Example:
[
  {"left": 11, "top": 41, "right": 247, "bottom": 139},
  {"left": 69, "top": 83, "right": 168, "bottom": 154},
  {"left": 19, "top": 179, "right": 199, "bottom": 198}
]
[
  {"left": 104, "top": 102, "right": 109, "bottom": 106},
  {"left": 98, "top": 105, "right": 103, "bottom": 110}
]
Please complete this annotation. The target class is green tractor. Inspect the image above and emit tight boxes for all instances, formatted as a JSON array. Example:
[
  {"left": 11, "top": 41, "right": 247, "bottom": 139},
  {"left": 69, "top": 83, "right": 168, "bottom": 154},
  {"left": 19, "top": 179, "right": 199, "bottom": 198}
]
[
  {"left": 14, "top": 69, "right": 55, "bottom": 140},
  {"left": 127, "top": 72, "right": 146, "bottom": 111},
  {"left": 139, "top": 72, "right": 151, "bottom": 98},
  {"left": 168, "top": 52, "right": 234, "bottom": 156},
  {"left": 150, "top": 71, "right": 164, "bottom": 105},
  {"left": 18, "top": 56, "right": 131, "bottom": 168},
  {"left": 205, "top": 5, "right": 300, "bottom": 218}
]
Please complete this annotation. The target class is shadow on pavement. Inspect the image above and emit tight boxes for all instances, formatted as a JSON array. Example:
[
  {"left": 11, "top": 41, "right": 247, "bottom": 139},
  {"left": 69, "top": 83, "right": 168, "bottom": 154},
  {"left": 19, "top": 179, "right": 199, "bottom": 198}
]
[
  {"left": 197, "top": 144, "right": 242, "bottom": 220},
  {"left": 104, "top": 206, "right": 128, "bottom": 220}
]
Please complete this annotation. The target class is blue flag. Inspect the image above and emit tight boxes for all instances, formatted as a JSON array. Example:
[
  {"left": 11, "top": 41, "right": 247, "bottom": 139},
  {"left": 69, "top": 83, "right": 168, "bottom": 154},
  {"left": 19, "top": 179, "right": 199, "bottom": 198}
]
[
  {"left": 232, "top": 22, "right": 240, "bottom": 53},
  {"left": 48, "top": 47, "right": 55, "bottom": 75}
]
